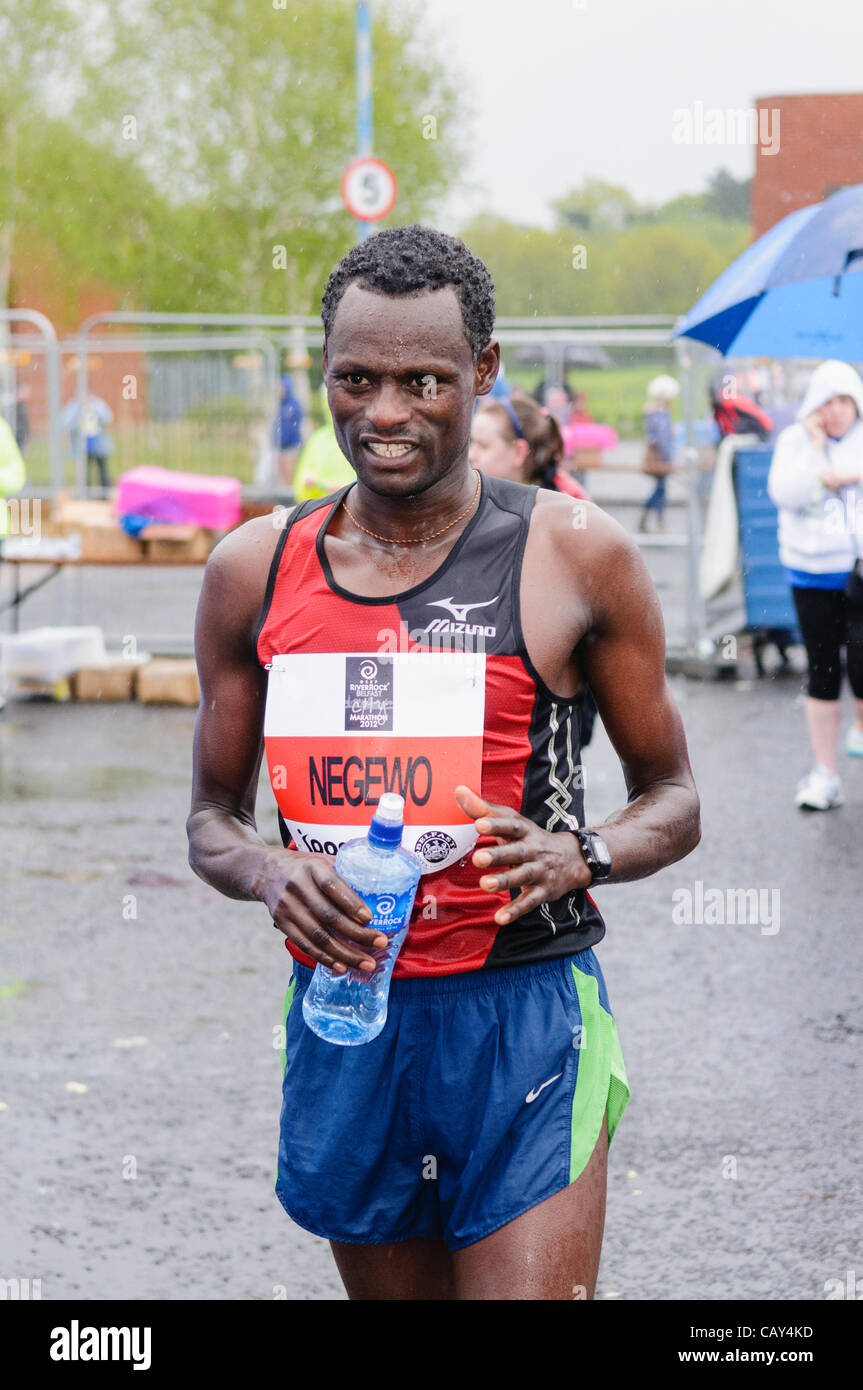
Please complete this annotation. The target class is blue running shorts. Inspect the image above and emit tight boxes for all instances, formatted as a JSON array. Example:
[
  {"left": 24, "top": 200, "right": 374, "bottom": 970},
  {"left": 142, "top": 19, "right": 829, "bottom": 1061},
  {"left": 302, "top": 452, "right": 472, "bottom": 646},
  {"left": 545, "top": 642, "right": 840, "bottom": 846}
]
[{"left": 275, "top": 949, "right": 630, "bottom": 1251}]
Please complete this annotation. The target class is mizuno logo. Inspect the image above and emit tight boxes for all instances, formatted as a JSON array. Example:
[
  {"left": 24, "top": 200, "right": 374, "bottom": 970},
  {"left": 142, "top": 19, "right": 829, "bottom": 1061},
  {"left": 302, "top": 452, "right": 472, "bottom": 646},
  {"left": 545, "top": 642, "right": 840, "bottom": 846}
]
[
  {"left": 525, "top": 1072, "right": 563, "bottom": 1103},
  {"left": 427, "top": 595, "right": 499, "bottom": 624}
]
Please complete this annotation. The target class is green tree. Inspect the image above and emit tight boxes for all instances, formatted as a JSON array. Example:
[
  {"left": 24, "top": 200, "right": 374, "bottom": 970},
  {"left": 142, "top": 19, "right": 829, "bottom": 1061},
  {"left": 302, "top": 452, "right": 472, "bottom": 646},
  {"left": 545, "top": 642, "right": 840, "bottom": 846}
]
[
  {"left": 80, "top": 0, "right": 468, "bottom": 314},
  {"left": 11, "top": 117, "right": 187, "bottom": 322},
  {"left": 589, "top": 222, "right": 749, "bottom": 314},
  {"left": 0, "top": 0, "right": 77, "bottom": 306},
  {"left": 642, "top": 168, "right": 751, "bottom": 228},
  {"left": 550, "top": 180, "right": 642, "bottom": 235},
  {"left": 2, "top": 0, "right": 468, "bottom": 326},
  {"left": 703, "top": 167, "right": 750, "bottom": 222},
  {"left": 459, "top": 215, "right": 583, "bottom": 316},
  {"left": 462, "top": 198, "right": 749, "bottom": 319},
  {"left": 0, "top": 1, "right": 204, "bottom": 320}
]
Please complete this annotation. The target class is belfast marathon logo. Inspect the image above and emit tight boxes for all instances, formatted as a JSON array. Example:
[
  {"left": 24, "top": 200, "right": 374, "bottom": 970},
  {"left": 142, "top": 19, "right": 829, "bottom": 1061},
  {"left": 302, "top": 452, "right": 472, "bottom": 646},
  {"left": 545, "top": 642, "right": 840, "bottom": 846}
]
[
  {"left": 344, "top": 656, "right": 393, "bottom": 731},
  {"left": 415, "top": 829, "right": 458, "bottom": 864}
]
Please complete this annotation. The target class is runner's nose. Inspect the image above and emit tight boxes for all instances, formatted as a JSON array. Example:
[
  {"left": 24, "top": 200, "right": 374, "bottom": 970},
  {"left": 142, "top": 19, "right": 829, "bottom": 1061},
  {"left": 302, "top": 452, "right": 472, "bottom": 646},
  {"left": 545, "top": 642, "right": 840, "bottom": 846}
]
[{"left": 365, "top": 380, "right": 413, "bottom": 433}]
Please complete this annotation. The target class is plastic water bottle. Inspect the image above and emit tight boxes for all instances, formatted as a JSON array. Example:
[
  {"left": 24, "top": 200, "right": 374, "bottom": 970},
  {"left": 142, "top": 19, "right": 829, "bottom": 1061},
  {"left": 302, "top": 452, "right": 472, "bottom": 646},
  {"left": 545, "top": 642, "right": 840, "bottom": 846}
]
[{"left": 301, "top": 793, "right": 422, "bottom": 1045}]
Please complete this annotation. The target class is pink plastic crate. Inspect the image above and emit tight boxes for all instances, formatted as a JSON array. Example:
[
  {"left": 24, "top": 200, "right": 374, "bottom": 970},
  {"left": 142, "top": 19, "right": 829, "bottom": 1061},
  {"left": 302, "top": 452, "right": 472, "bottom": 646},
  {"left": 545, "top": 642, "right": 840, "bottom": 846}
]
[
  {"left": 115, "top": 466, "right": 241, "bottom": 530},
  {"left": 561, "top": 422, "right": 619, "bottom": 454}
]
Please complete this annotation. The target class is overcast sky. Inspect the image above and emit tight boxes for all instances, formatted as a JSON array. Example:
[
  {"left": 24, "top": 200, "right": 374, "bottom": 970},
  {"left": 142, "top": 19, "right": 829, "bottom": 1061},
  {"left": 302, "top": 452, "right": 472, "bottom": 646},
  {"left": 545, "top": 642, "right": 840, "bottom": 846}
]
[{"left": 400, "top": 0, "right": 863, "bottom": 228}]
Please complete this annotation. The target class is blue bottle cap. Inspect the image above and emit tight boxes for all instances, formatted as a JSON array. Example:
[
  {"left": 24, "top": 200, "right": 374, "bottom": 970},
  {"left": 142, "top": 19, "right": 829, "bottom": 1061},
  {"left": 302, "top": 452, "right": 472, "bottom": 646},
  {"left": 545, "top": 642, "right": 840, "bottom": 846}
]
[{"left": 368, "top": 792, "right": 405, "bottom": 848}]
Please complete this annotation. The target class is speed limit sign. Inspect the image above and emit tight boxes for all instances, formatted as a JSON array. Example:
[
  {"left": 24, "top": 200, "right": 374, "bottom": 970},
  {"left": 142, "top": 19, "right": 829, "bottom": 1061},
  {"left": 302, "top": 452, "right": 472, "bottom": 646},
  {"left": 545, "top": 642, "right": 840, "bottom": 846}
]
[{"left": 341, "top": 157, "right": 398, "bottom": 222}]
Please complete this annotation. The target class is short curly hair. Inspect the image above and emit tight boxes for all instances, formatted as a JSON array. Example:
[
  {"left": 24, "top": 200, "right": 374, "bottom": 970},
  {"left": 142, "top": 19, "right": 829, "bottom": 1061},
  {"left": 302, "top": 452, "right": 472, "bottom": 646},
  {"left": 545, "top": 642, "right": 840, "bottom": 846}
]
[{"left": 321, "top": 224, "right": 496, "bottom": 360}]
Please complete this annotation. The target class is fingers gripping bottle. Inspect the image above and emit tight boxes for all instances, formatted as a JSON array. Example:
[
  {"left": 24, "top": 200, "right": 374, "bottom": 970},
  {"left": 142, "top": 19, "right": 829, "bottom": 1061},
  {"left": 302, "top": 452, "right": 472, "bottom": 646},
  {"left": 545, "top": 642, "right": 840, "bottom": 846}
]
[{"left": 302, "top": 793, "right": 422, "bottom": 1045}]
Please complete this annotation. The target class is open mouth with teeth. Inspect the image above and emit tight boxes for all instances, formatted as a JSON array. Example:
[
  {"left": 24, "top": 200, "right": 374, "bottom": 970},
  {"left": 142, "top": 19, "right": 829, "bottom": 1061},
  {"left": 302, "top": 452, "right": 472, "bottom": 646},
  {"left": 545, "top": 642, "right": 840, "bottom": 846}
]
[{"left": 364, "top": 441, "right": 417, "bottom": 458}]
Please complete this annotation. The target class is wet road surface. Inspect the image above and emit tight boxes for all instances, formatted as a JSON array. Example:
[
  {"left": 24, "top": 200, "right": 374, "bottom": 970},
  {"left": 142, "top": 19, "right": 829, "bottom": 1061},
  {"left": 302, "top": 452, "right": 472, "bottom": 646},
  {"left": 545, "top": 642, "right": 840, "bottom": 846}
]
[{"left": 1, "top": 667, "right": 860, "bottom": 1300}]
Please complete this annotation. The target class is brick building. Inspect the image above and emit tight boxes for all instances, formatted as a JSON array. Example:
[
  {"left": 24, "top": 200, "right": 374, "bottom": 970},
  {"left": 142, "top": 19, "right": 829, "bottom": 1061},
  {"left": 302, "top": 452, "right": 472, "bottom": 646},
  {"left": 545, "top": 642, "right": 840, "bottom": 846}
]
[
  {"left": 752, "top": 92, "right": 863, "bottom": 237},
  {"left": 9, "top": 229, "right": 147, "bottom": 454}
]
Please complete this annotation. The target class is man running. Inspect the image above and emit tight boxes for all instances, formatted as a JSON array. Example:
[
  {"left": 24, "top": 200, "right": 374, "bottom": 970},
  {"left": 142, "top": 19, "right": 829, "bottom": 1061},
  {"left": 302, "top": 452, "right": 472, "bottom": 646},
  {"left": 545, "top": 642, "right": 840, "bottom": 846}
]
[{"left": 187, "top": 225, "right": 700, "bottom": 1301}]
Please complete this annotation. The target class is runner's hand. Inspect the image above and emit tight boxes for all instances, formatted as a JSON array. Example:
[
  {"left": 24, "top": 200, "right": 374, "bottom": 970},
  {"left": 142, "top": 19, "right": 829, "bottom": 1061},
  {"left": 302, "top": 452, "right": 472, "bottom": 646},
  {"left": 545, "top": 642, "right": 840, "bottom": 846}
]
[
  {"left": 263, "top": 852, "right": 387, "bottom": 973},
  {"left": 455, "top": 784, "right": 590, "bottom": 926}
]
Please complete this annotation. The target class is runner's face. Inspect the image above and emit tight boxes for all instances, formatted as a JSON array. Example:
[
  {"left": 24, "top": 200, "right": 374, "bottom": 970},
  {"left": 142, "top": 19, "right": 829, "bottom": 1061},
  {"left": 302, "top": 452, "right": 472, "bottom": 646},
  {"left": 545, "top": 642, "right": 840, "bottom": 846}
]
[{"left": 324, "top": 283, "right": 498, "bottom": 496}]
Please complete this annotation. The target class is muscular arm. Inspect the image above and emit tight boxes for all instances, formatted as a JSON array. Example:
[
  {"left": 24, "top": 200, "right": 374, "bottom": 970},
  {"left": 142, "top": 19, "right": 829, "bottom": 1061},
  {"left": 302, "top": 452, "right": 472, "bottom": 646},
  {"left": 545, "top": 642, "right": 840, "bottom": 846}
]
[
  {"left": 575, "top": 520, "right": 701, "bottom": 882},
  {"left": 186, "top": 517, "right": 278, "bottom": 902},
  {"left": 459, "top": 502, "right": 700, "bottom": 920},
  {"left": 186, "top": 514, "right": 385, "bottom": 971}
]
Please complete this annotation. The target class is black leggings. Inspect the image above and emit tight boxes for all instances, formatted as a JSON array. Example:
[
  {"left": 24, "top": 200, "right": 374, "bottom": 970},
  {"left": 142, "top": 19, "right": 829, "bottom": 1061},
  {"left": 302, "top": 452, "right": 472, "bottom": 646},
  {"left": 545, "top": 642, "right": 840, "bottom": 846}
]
[{"left": 791, "top": 584, "right": 863, "bottom": 701}]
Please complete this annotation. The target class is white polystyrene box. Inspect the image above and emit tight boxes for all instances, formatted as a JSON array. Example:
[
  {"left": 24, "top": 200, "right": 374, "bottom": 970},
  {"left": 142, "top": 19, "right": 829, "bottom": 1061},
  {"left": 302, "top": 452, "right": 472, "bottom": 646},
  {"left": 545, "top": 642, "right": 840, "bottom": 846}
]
[{"left": 0, "top": 627, "right": 107, "bottom": 683}]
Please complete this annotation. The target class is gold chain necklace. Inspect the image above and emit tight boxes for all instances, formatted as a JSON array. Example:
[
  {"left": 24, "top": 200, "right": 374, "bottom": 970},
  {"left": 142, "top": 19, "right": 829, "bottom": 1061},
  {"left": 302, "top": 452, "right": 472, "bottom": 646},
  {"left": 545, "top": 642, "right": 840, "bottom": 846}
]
[{"left": 341, "top": 471, "right": 481, "bottom": 545}]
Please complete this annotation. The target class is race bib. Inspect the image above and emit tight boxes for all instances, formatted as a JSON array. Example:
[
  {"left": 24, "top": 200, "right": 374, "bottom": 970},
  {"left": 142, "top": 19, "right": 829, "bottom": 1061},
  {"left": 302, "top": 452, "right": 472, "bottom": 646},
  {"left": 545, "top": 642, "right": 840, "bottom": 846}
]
[{"left": 264, "top": 651, "right": 485, "bottom": 874}]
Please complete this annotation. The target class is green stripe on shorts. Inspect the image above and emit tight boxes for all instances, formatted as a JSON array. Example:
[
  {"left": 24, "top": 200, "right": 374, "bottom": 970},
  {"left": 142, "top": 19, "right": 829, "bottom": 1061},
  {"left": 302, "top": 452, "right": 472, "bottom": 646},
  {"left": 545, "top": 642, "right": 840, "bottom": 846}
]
[
  {"left": 568, "top": 962, "right": 631, "bottom": 1183},
  {"left": 280, "top": 974, "right": 297, "bottom": 1076},
  {"left": 274, "top": 975, "right": 298, "bottom": 1192}
]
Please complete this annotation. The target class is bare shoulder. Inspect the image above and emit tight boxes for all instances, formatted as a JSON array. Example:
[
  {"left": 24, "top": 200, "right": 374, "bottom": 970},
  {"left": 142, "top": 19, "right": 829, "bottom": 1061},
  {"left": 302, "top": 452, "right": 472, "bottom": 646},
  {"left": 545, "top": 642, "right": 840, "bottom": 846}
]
[
  {"left": 528, "top": 488, "right": 647, "bottom": 600},
  {"left": 208, "top": 507, "right": 296, "bottom": 577},
  {"left": 198, "top": 508, "right": 297, "bottom": 640},
  {"left": 205, "top": 511, "right": 296, "bottom": 592}
]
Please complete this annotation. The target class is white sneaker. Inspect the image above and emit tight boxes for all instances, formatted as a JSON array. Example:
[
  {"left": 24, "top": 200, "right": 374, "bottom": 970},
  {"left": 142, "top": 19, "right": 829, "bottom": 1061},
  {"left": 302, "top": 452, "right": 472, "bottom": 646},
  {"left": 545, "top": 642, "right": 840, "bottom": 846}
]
[
  {"left": 795, "top": 765, "right": 843, "bottom": 810},
  {"left": 845, "top": 725, "right": 863, "bottom": 758}
]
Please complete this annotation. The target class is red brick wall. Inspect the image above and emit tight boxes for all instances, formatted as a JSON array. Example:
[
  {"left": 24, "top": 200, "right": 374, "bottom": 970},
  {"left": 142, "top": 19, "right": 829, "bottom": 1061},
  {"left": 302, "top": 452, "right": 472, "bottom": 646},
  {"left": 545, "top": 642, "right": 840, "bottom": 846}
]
[
  {"left": 9, "top": 232, "right": 148, "bottom": 432},
  {"left": 753, "top": 93, "right": 863, "bottom": 237}
]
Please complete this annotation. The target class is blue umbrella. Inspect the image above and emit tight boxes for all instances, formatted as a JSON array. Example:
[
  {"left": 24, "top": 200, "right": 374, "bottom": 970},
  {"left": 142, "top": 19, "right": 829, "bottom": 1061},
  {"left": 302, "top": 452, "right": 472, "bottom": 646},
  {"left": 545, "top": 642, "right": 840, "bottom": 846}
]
[{"left": 673, "top": 183, "right": 863, "bottom": 359}]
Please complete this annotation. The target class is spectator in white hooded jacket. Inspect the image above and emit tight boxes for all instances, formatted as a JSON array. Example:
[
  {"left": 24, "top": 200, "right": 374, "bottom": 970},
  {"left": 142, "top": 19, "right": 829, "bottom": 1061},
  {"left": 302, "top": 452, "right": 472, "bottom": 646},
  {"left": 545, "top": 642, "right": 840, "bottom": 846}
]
[{"left": 767, "top": 359, "right": 863, "bottom": 810}]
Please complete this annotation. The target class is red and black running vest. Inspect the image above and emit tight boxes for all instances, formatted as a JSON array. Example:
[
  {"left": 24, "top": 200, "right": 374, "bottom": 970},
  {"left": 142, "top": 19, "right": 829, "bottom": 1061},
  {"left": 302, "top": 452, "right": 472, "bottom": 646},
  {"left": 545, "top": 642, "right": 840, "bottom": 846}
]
[{"left": 255, "top": 472, "right": 606, "bottom": 979}]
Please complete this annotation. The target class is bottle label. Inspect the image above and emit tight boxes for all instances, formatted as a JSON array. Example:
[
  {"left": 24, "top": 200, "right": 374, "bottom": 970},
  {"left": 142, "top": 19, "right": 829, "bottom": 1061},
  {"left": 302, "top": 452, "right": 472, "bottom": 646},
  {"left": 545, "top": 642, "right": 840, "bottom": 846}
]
[{"left": 359, "top": 888, "right": 417, "bottom": 936}]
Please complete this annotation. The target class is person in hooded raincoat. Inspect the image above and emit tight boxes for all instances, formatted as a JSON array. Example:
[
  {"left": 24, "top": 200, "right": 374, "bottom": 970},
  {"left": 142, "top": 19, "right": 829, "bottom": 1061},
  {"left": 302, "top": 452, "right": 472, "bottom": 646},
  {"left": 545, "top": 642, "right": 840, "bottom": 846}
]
[{"left": 768, "top": 360, "right": 863, "bottom": 810}]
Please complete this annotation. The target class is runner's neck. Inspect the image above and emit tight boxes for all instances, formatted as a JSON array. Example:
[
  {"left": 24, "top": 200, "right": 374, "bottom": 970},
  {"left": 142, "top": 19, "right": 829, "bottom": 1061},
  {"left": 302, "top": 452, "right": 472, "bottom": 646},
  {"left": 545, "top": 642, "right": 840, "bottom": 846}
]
[
  {"left": 338, "top": 466, "right": 481, "bottom": 549},
  {"left": 320, "top": 472, "right": 488, "bottom": 601}
]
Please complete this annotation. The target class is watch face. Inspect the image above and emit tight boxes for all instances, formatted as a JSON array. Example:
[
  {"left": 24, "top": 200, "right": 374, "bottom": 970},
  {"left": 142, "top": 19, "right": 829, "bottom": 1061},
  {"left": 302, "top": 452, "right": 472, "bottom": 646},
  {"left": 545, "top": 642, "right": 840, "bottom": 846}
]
[{"left": 581, "top": 832, "right": 611, "bottom": 877}]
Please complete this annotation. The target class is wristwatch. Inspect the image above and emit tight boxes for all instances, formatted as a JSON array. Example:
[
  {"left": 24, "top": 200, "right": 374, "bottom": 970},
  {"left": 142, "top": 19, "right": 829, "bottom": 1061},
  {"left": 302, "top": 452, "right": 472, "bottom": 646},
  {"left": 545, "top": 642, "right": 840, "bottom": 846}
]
[{"left": 574, "top": 828, "right": 612, "bottom": 884}]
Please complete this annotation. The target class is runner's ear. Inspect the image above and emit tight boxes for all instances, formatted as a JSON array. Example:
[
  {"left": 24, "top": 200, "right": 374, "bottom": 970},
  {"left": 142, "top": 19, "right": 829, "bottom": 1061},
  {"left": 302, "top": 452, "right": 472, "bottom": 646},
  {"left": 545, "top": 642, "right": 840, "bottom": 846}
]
[{"left": 474, "top": 340, "right": 501, "bottom": 398}]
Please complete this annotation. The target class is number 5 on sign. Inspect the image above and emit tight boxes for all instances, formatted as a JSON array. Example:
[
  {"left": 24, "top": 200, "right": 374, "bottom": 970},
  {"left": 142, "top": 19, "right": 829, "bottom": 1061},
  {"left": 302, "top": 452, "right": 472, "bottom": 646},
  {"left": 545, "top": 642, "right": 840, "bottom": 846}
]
[{"left": 341, "top": 157, "right": 397, "bottom": 222}]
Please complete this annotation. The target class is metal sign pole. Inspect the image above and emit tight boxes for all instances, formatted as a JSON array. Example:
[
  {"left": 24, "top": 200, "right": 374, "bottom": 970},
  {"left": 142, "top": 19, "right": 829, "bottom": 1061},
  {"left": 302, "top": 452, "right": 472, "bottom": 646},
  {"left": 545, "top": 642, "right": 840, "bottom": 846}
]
[{"left": 356, "top": 1, "right": 373, "bottom": 243}]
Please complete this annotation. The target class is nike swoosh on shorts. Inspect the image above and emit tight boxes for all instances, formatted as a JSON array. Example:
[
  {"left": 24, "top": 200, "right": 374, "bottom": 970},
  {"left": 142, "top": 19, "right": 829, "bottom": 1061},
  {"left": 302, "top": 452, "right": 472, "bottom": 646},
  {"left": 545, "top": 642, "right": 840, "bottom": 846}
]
[{"left": 525, "top": 1072, "right": 563, "bottom": 1103}]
